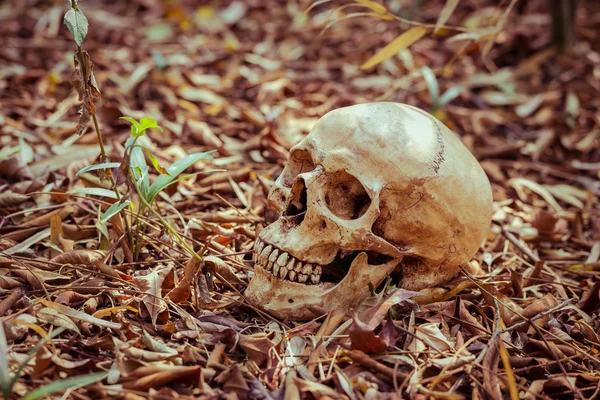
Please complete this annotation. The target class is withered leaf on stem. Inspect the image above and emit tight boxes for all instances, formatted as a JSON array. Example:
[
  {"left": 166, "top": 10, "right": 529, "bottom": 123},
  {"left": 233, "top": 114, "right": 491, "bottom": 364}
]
[{"left": 72, "top": 51, "right": 101, "bottom": 136}]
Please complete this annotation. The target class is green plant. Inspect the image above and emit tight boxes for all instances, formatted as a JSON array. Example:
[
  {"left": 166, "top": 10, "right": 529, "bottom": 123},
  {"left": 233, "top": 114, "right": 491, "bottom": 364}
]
[
  {"left": 63, "top": 1, "right": 212, "bottom": 262},
  {"left": 0, "top": 321, "right": 108, "bottom": 400},
  {"left": 420, "top": 66, "right": 465, "bottom": 115},
  {"left": 118, "top": 116, "right": 214, "bottom": 258},
  {"left": 0, "top": 325, "right": 64, "bottom": 399},
  {"left": 70, "top": 116, "right": 213, "bottom": 260},
  {"left": 63, "top": 0, "right": 133, "bottom": 246}
]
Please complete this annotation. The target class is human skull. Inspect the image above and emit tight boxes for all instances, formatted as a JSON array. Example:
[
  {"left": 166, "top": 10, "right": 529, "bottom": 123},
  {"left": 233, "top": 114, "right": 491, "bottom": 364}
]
[{"left": 246, "top": 103, "right": 493, "bottom": 320}]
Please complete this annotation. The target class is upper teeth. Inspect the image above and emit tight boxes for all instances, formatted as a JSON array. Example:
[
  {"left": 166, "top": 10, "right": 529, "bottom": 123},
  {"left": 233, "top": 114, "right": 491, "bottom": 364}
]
[{"left": 253, "top": 238, "right": 322, "bottom": 284}]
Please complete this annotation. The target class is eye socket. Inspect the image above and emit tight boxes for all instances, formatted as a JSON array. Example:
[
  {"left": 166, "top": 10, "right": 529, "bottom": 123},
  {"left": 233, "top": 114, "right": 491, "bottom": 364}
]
[
  {"left": 280, "top": 149, "right": 315, "bottom": 187},
  {"left": 324, "top": 171, "right": 371, "bottom": 220}
]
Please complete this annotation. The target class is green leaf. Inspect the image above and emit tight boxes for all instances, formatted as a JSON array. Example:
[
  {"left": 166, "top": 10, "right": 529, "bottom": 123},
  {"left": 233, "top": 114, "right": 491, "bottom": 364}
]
[
  {"left": 76, "top": 162, "right": 121, "bottom": 176},
  {"left": 120, "top": 116, "right": 141, "bottom": 136},
  {"left": 9, "top": 327, "right": 66, "bottom": 395},
  {"left": 22, "top": 371, "right": 109, "bottom": 400},
  {"left": 139, "top": 117, "right": 163, "bottom": 133},
  {"left": 0, "top": 323, "right": 11, "bottom": 399},
  {"left": 148, "top": 151, "right": 214, "bottom": 202},
  {"left": 361, "top": 26, "right": 427, "bottom": 70},
  {"left": 100, "top": 200, "right": 132, "bottom": 224},
  {"left": 437, "top": 85, "right": 466, "bottom": 109},
  {"left": 63, "top": 8, "right": 88, "bottom": 46},
  {"left": 143, "top": 148, "right": 169, "bottom": 175},
  {"left": 68, "top": 187, "right": 118, "bottom": 199},
  {"left": 126, "top": 137, "right": 149, "bottom": 186},
  {"left": 120, "top": 116, "right": 140, "bottom": 128},
  {"left": 421, "top": 66, "right": 439, "bottom": 102},
  {"left": 0, "top": 145, "right": 19, "bottom": 161},
  {"left": 95, "top": 221, "right": 109, "bottom": 240}
]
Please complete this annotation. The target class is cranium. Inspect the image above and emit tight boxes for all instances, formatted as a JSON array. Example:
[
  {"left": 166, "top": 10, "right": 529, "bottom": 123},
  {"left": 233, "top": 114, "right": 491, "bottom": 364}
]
[{"left": 246, "top": 102, "right": 493, "bottom": 320}]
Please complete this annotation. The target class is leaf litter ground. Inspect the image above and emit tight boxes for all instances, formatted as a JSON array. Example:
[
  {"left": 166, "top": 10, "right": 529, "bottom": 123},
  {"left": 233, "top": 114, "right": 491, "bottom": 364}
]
[{"left": 1, "top": 0, "right": 600, "bottom": 399}]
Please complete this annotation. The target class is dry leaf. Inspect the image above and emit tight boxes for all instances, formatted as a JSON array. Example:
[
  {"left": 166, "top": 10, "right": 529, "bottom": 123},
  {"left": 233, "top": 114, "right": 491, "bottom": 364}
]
[{"left": 133, "top": 264, "right": 173, "bottom": 326}]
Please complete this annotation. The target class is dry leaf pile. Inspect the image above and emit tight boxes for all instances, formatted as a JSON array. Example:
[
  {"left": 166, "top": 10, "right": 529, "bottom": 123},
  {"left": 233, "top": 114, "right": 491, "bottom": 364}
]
[{"left": 1, "top": 0, "right": 600, "bottom": 398}]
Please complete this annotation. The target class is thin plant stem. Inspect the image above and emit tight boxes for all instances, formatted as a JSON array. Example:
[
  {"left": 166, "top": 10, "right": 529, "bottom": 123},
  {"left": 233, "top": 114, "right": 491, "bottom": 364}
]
[
  {"left": 69, "top": 0, "right": 133, "bottom": 249},
  {"left": 135, "top": 186, "right": 203, "bottom": 263}
]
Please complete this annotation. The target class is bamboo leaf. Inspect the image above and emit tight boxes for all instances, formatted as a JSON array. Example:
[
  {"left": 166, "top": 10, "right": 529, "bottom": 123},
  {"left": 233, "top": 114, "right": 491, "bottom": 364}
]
[
  {"left": 361, "top": 26, "right": 427, "bottom": 70},
  {"left": 434, "top": 0, "right": 459, "bottom": 34}
]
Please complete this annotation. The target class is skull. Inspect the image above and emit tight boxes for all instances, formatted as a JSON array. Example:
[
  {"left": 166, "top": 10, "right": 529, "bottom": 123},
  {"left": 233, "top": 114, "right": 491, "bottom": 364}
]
[{"left": 246, "top": 103, "right": 493, "bottom": 320}]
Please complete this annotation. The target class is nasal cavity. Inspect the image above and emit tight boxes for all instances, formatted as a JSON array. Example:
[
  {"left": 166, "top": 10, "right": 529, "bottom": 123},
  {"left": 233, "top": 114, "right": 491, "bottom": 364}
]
[{"left": 284, "top": 178, "right": 308, "bottom": 218}]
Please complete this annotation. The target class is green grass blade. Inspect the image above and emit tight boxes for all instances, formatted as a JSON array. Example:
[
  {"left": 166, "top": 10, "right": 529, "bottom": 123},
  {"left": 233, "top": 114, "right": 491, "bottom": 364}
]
[
  {"left": 100, "top": 200, "right": 132, "bottom": 224},
  {"left": 76, "top": 162, "right": 121, "bottom": 176},
  {"left": 0, "top": 323, "right": 11, "bottom": 399},
  {"left": 22, "top": 371, "right": 109, "bottom": 400},
  {"left": 421, "top": 66, "right": 439, "bottom": 103},
  {"left": 9, "top": 327, "right": 66, "bottom": 392},
  {"left": 148, "top": 151, "right": 214, "bottom": 201},
  {"left": 68, "top": 187, "right": 118, "bottom": 199}
]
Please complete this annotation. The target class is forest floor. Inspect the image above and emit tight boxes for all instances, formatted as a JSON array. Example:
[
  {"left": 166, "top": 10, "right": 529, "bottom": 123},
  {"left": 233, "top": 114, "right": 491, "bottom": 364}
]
[{"left": 1, "top": 0, "right": 600, "bottom": 399}]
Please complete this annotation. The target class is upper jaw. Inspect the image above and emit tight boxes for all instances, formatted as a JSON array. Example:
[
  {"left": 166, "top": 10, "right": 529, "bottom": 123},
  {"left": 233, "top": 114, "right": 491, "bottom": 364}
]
[{"left": 254, "top": 237, "right": 327, "bottom": 285}]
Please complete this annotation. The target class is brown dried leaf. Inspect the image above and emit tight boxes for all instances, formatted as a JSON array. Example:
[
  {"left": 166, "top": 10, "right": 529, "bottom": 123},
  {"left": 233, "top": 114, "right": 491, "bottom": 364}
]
[
  {"left": 204, "top": 255, "right": 245, "bottom": 286},
  {"left": 54, "top": 291, "right": 92, "bottom": 306},
  {"left": 122, "top": 365, "right": 201, "bottom": 391},
  {"left": 0, "top": 191, "right": 30, "bottom": 207},
  {"left": 357, "top": 288, "right": 422, "bottom": 331},
  {"left": 510, "top": 293, "right": 558, "bottom": 328},
  {"left": 408, "top": 322, "right": 454, "bottom": 353},
  {"left": 238, "top": 333, "right": 274, "bottom": 366},
  {"left": 51, "top": 249, "right": 106, "bottom": 266},
  {"left": 481, "top": 284, "right": 524, "bottom": 326},
  {"left": 133, "top": 264, "right": 173, "bottom": 326},
  {"left": 578, "top": 282, "right": 600, "bottom": 312},
  {"left": 349, "top": 315, "right": 388, "bottom": 354}
]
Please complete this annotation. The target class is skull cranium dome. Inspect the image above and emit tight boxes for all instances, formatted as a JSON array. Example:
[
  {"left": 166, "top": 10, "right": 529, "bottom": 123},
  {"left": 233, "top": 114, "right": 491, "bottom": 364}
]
[{"left": 246, "top": 102, "right": 493, "bottom": 320}]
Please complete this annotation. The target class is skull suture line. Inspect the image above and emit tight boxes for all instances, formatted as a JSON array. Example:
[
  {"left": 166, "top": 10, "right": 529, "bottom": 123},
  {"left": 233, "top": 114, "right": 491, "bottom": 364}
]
[{"left": 245, "top": 103, "right": 493, "bottom": 320}]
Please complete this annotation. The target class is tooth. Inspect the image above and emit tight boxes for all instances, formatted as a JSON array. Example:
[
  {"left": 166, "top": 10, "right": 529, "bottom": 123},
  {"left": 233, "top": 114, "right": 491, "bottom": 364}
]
[
  {"left": 294, "top": 262, "right": 303, "bottom": 272},
  {"left": 288, "top": 271, "right": 296, "bottom": 281},
  {"left": 314, "top": 265, "right": 322, "bottom": 275},
  {"left": 302, "top": 264, "right": 313, "bottom": 275},
  {"left": 276, "top": 252, "right": 289, "bottom": 266},
  {"left": 267, "top": 249, "right": 278, "bottom": 271},
  {"left": 254, "top": 242, "right": 263, "bottom": 263},
  {"left": 260, "top": 245, "right": 272, "bottom": 265},
  {"left": 298, "top": 274, "right": 308, "bottom": 283},
  {"left": 279, "top": 266, "right": 288, "bottom": 279},
  {"left": 311, "top": 274, "right": 320, "bottom": 284},
  {"left": 268, "top": 249, "right": 279, "bottom": 262},
  {"left": 273, "top": 264, "right": 280, "bottom": 276},
  {"left": 286, "top": 258, "right": 295, "bottom": 271}
]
